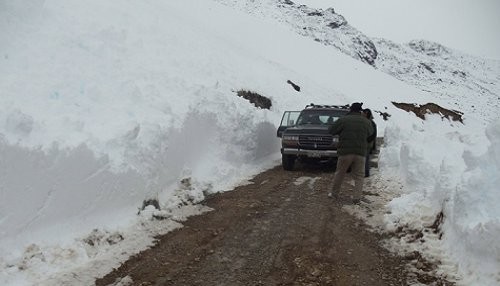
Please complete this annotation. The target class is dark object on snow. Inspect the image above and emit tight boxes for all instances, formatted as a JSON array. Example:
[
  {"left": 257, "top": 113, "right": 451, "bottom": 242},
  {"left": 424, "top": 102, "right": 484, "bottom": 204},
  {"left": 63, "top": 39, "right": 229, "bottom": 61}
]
[
  {"left": 392, "top": 102, "right": 463, "bottom": 123},
  {"left": 327, "top": 21, "right": 344, "bottom": 29},
  {"left": 141, "top": 199, "right": 160, "bottom": 210},
  {"left": 307, "top": 11, "right": 323, "bottom": 16},
  {"left": 286, "top": 80, "right": 301, "bottom": 92},
  {"left": 419, "top": 62, "right": 435, "bottom": 73},
  {"left": 374, "top": 111, "right": 391, "bottom": 121},
  {"left": 236, "top": 90, "right": 272, "bottom": 109}
]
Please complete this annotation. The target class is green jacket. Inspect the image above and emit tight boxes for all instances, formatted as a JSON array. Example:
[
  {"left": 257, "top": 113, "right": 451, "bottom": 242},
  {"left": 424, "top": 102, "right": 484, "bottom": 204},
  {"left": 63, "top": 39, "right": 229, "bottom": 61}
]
[{"left": 328, "top": 112, "right": 374, "bottom": 157}]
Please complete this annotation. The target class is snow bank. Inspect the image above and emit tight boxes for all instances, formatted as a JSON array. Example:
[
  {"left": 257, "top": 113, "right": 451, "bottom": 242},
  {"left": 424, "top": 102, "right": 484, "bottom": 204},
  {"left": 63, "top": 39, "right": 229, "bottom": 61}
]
[
  {"left": 1, "top": 1, "right": 288, "bottom": 283},
  {"left": 443, "top": 118, "right": 500, "bottom": 285},
  {"left": 380, "top": 114, "right": 500, "bottom": 285}
]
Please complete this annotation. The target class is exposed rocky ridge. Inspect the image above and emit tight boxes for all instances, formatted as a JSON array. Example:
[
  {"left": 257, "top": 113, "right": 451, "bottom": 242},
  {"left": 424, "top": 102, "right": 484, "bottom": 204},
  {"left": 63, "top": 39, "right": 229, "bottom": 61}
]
[
  {"left": 214, "top": 0, "right": 378, "bottom": 66},
  {"left": 214, "top": 0, "right": 500, "bottom": 123}
]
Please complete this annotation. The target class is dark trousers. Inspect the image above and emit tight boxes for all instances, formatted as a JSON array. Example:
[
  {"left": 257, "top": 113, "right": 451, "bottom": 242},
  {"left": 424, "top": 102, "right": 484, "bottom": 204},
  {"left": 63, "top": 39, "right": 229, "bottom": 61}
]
[{"left": 364, "top": 153, "right": 370, "bottom": 177}]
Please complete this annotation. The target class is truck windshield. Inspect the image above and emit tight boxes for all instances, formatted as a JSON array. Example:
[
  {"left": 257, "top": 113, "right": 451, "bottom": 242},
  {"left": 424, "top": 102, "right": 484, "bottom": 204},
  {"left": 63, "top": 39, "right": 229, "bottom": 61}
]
[{"left": 296, "top": 110, "right": 346, "bottom": 125}]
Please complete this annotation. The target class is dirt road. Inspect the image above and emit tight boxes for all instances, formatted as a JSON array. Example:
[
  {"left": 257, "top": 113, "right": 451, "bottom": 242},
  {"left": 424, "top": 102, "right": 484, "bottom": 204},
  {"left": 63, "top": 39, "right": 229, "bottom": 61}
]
[{"left": 96, "top": 162, "right": 418, "bottom": 286}]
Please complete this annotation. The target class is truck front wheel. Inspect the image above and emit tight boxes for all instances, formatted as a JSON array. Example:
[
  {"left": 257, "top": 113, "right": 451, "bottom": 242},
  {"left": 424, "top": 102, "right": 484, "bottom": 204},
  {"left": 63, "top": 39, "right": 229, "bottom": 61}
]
[{"left": 282, "top": 154, "right": 296, "bottom": 171}]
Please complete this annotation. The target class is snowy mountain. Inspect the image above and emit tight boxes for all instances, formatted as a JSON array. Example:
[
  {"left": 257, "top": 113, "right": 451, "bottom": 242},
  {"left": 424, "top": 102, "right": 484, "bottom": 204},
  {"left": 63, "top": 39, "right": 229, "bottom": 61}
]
[
  {"left": 215, "top": 0, "right": 378, "bottom": 65},
  {"left": 0, "top": 0, "right": 498, "bottom": 285},
  {"left": 215, "top": 0, "right": 500, "bottom": 123}
]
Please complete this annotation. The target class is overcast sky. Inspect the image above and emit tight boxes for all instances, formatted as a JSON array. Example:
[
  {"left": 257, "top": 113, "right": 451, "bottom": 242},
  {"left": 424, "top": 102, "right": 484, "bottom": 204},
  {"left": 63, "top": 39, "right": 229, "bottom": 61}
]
[{"left": 300, "top": 0, "right": 500, "bottom": 60}]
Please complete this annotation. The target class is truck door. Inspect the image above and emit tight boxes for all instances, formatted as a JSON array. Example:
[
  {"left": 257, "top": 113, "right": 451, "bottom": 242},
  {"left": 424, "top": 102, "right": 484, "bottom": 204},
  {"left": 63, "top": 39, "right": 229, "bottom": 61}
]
[{"left": 277, "top": 111, "right": 301, "bottom": 138}]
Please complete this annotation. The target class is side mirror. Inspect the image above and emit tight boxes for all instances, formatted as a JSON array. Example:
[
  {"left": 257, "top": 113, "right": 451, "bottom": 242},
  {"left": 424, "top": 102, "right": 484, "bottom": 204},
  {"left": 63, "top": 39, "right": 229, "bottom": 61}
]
[{"left": 277, "top": 126, "right": 287, "bottom": 138}]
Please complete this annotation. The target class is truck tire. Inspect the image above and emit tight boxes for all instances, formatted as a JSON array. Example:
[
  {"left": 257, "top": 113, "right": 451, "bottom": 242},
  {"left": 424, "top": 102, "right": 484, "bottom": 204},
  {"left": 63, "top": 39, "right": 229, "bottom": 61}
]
[{"left": 282, "top": 154, "right": 296, "bottom": 171}]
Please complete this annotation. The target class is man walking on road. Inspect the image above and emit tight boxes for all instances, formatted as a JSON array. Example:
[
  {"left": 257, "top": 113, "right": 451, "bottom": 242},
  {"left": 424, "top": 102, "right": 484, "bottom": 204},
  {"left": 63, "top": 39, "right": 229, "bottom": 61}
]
[{"left": 328, "top": 102, "right": 373, "bottom": 204}]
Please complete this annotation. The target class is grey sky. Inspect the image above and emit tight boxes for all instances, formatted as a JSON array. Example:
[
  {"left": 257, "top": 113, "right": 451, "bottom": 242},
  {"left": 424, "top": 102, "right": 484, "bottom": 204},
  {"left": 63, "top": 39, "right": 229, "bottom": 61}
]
[{"left": 302, "top": 0, "right": 500, "bottom": 60}]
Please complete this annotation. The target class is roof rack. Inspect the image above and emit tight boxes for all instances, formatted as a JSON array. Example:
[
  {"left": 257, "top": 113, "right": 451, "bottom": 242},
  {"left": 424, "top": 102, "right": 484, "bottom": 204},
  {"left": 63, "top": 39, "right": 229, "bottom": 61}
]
[{"left": 304, "top": 103, "right": 350, "bottom": 109}]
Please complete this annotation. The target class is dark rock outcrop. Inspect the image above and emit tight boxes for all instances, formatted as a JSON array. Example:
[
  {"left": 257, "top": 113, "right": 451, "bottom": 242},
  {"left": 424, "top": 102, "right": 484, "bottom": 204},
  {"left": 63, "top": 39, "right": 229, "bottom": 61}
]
[
  {"left": 236, "top": 90, "right": 272, "bottom": 109},
  {"left": 408, "top": 40, "right": 450, "bottom": 57},
  {"left": 392, "top": 102, "right": 463, "bottom": 123}
]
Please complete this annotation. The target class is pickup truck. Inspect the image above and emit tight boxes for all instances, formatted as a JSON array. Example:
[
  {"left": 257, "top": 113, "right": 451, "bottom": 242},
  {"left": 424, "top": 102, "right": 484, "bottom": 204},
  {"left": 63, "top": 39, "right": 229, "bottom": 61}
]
[{"left": 277, "top": 103, "right": 349, "bottom": 170}]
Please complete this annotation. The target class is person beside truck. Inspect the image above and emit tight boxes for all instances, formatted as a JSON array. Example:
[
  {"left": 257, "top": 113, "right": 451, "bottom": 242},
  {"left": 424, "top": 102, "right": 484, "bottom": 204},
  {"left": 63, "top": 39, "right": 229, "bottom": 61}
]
[{"left": 327, "top": 102, "right": 373, "bottom": 204}]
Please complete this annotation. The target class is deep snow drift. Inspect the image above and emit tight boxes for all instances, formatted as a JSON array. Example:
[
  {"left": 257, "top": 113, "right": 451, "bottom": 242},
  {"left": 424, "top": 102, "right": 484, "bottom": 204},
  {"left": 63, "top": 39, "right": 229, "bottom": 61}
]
[{"left": 0, "top": 0, "right": 499, "bottom": 285}]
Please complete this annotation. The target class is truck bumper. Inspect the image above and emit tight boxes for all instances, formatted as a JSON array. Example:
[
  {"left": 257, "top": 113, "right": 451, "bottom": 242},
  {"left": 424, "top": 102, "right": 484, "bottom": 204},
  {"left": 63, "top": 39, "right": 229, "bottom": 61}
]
[{"left": 281, "top": 148, "right": 338, "bottom": 158}]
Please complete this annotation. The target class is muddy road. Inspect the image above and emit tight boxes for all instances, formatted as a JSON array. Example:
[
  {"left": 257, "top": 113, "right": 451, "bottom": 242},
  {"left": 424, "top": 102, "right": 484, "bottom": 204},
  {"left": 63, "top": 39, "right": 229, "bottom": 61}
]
[{"left": 95, "top": 161, "right": 422, "bottom": 286}]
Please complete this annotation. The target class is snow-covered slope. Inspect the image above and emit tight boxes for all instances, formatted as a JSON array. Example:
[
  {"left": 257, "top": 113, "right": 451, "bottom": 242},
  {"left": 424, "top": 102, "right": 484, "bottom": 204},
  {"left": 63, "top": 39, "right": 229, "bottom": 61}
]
[
  {"left": 216, "top": 0, "right": 500, "bottom": 123},
  {"left": 375, "top": 39, "right": 500, "bottom": 122},
  {"left": 0, "top": 0, "right": 498, "bottom": 285}
]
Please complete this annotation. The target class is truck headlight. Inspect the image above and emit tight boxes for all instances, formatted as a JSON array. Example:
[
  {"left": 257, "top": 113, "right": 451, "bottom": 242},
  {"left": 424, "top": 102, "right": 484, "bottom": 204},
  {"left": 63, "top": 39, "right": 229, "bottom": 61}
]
[
  {"left": 283, "top": 135, "right": 299, "bottom": 141},
  {"left": 282, "top": 135, "right": 299, "bottom": 147}
]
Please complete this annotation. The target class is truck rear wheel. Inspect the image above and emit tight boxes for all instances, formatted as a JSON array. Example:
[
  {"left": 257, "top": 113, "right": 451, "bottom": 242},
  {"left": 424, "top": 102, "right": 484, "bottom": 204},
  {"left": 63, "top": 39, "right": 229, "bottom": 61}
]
[{"left": 282, "top": 154, "right": 296, "bottom": 171}]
